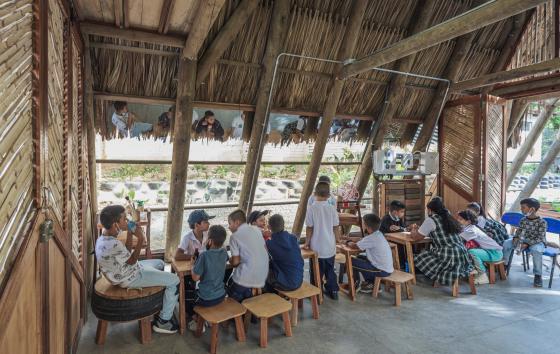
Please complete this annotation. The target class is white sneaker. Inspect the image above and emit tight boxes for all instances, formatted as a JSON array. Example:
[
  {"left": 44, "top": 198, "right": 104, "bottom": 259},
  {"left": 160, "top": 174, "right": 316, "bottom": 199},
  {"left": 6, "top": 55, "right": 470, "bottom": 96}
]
[
  {"left": 474, "top": 273, "right": 489, "bottom": 285},
  {"left": 188, "top": 319, "right": 206, "bottom": 333}
]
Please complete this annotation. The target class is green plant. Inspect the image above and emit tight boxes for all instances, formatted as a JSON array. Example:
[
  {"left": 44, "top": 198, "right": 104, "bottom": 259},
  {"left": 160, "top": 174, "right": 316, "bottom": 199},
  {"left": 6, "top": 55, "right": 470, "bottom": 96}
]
[{"left": 213, "top": 165, "right": 230, "bottom": 179}]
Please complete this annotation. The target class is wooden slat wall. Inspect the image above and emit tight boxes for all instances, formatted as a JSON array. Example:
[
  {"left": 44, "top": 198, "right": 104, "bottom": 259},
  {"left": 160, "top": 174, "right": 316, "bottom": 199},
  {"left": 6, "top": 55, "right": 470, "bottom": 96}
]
[
  {"left": 47, "top": 0, "right": 67, "bottom": 225},
  {"left": 485, "top": 102, "right": 505, "bottom": 220},
  {"left": 71, "top": 39, "right": 82, "bottom": 263},
  {"left": 0, "top": 0, "right": 35, "bottom": 286}
]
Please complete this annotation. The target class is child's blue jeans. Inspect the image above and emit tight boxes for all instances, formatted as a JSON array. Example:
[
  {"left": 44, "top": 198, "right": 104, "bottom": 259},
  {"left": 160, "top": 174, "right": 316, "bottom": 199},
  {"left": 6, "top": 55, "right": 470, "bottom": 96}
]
[
  {"left": 503, "top": 239, "right": 544, "bottom": 276},
  {"left": 127, "top": 259, "right": 180, "bottom": 321}
]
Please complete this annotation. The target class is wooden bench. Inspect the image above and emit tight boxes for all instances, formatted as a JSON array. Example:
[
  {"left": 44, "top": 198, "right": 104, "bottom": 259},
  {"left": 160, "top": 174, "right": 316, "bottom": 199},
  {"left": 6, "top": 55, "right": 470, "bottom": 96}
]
[
  {"left": 372, "top": 270, "right": 414, "bottom": 307},
  {"left": 194, "top": 298, "right": 247, "bottom": 354},
  {"left": 92, "top": 277, "right": 164, "bottom": 345},
  {"left": 242, "top": 293, "right": 293, "bottom": 348},
  {"left": 484, "top": 260, "right": 507, "bottom": 284},
  {"left": 277, "top": 282, "right": 320, "bottom": 326}
]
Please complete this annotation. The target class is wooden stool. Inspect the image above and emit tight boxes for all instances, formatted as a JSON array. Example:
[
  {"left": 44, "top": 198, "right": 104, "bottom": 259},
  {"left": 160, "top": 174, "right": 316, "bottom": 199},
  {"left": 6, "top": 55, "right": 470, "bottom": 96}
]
[
  {"left": 194, "top": 298, "right": 247, "bottom": 354},
  {"left": 451, "top": 272, "right": 477, "bottom": 297},
  {"left": 92, "top": 277, "right": 164, "bottom": 345},
  {"left": 372, "top": 271, "right": 414, "bottom": 307},
  {"left": 484, "top": 260, "right": 507, "bottom": 284},
  {"left": 242, "top": 293, "right": 293, "bottom": 348},
  {"left": 277, "top": 282, "right": 320, "bottom": 326}
]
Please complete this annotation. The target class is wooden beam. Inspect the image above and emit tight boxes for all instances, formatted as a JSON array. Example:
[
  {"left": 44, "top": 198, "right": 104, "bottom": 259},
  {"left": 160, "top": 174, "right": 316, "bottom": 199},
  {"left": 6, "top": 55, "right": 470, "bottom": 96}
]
[
  {"left": 555, "top": 0, "right": 559, "bottom": 57},
  {"left": 490, "top": 72, "right": 560, "bottom": 98},
  {"left": 158, "top": 0, "right": 175, "bottom": 34},
  {"left": 452, "top": 57, "right": 560, "bottom": 92},
  {"left": 509, "top": 129, "right": 560, "bottom": 211},
  {"left": 506, "top": 98, "right": 559, "bottom": 187},
  {"left": 114, "top": 0, "right": 123, "bottom": 28},
  {"left": 165, "top": 59, "right": 196, "bottom": 260},
  {"left": 197, "top": 0, "right": 259, "bottom": 85},
  {"left": 506, "top": 99, "right": 529, "bottom": 140},
  {"left": 237, "top": 0, "right": 291, "bottom": 212},
  {"left": 182, "top": 0, "right": 227, "bottom": 60},
  {"left": 123, "top": 0, "right": 130, "bottom": 28},
  {"left": 339, "top": 0, "right": 547, "bottom": 79},
  {"left": 80, "top": 22, "right": 184, "bottom": 47},
  {"left": 88, "top": 42, "right": 180, "bottom": 56},
  {"left": 353, "top": 0, "right": 435, "bottom": 202},
  {"left": 291, "top": 0, "right": 369, "bottom": 236}
]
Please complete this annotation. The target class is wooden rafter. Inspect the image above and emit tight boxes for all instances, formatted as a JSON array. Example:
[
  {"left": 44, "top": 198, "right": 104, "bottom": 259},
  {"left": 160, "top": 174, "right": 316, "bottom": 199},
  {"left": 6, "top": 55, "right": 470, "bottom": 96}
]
[
  {"left": 196, "top": 0, "right": 259, "bottom": 85},
  {"left": 80, "top": 22, "right": 184, "bottom": 47},
  {"left": 339, "top": 0, "right": 548, "bottom": 79},
  {"left": 236, "top": 0, "right": 292, "bottom": 212},
  {"left": 182, "top": 0, "right": 227, "bottom": 60},
  {"left": 114, "top": 0, "right": 123, "bottom": 28},
  {"left": 123, "top": 0, "right": 129, "bottom": 28},
  {"left": 158, "top": 0, "right": 175, "bottom": 34},
  {"left": 291, "top": 0, "right": 369, "bottom": 236},
  {"left": 490, "top": 72, "right": 560, "bottom": 99}
]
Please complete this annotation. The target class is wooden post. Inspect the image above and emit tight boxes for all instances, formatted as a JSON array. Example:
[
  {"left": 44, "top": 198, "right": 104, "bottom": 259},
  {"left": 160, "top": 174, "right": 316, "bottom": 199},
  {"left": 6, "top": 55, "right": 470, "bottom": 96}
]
[
  {"left": 369, "top": 0, "right": 435, "bottom": 151},
  {"left": 507, "top": 99, "right": 530, "bottom": 140},
  {"left": 165, "top": 59, "right": 196, "bottom": 260},
  {"left": 506, "top": 98, "right": 559, "bottom": 187},
  {"left": 339, "top": 0, "right": 547, "bottom": 79},
  {"left": 196, "top": 0, "right": 259, "bottom": 85},
  {"left": 237, "top": 0, "right": 291, "bottom": 212},
  {"left": 510, "top": 130, "right": 560, "bottom": 211},
  {"left": 291, "top": 0, "right": 368, "bottom": 235}
]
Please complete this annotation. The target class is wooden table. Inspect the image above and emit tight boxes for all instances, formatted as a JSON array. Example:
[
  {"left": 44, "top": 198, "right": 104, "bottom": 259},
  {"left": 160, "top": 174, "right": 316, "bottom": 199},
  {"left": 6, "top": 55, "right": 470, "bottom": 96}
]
[
  {"left": 300, "top": 247, "right": 323, "bottom": 304},
  {"left": 171, "top": 259, "right": 194, "bottom": 334},
  {"left": 384, "top": 232, "right": 431, "bottom": 284}
]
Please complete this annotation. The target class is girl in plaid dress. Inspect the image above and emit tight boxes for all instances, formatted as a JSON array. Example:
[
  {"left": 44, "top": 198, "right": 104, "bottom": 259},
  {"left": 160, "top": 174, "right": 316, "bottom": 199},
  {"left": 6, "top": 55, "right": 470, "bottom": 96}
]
[
  {"left": 467, "top": 202, "right": 509, "bottom": 246},
  {"left": 410, "top": 197, "right": 473, "bottom": 285}
]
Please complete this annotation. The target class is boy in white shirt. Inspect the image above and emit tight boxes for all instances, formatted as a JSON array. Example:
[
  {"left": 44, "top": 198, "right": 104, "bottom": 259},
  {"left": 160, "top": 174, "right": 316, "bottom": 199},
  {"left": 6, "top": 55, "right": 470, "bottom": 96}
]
[
  {"left": 227, "top": 209, "right": 269, "bottom": 302},
  {"left": 95, "top": 205, "right": 179, "bottom": 334},
  {"left": 307, "top": 175, "right": 337, "bottom": 208},
  {"left": 305, "top": 182, "right": 341, "bottom": 300},
  {"left": 347, "top": 213, "right": 394, "bottom": 294}
]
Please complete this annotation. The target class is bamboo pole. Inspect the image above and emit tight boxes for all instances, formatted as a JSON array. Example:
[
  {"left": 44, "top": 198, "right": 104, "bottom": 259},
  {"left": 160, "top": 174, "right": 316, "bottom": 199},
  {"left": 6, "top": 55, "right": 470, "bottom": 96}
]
[
  {"left": 237, "top": 0, "right": 291, "bottom": 213},
  {"left": 196, "top": 0, "right": 259, "bottom": 85},
  {"left": 291, "top": 0, "right": 368, "bottom": 236},
  {"left": 506, "top": 98, "right": 559, "bottom": 187},
  {"left": 509, "top": 130, "right": 560, "bottom": 211},
  {"left": 165, "top": 59, "right": 196, "bottom": 260},
  {"left": 507, "top": 99, "right": 530, "bottom": 140},
  {"left": 84, "top": 44, "right": 98, "bottom": 232},
  {"left": 339, "top": 0, "right": 547, "bottom": 79}
]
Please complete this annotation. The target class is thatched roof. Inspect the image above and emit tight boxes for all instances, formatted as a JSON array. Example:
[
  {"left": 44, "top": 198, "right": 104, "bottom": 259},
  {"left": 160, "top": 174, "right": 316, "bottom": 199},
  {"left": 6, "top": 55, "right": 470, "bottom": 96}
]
[{"left": 75, "top": 0, "right": 554, "bottom": 141}]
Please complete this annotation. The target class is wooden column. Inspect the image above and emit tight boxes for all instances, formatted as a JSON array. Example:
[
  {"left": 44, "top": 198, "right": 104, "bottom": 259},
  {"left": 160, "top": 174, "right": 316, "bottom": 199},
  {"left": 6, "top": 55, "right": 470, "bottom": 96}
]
[
  {"left": 506, "top": 98, "right": 559, "bottom": 187},
  {"left": 507, "top": 99, "right": 530, "bottom": 140},
  {"left": 196, "top": 0, "right": 259, "bottom": 85},
  {"left": 369, "top": 0, "right": 435, "bottom": 150},
  {"left": 237, "top": 0, "right": 290, "bottom": 212},
  {"left": 291, "top": 0, "right": 368, "bottom": 235},
  {"left": 509, "top": 130, "right": 560, "bottom": 211},
  {"left": 165, "top": 59, "right": 196, "bottom": 260}
]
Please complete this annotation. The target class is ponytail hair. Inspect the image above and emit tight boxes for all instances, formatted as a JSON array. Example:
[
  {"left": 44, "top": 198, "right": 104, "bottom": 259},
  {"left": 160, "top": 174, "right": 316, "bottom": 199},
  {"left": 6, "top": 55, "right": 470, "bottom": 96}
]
[
  {"left": 427, "top": 196, "right": 461, "bottom": 234},
  {"left": 458, "top": 210, "right": 477, "bottom": 225}
]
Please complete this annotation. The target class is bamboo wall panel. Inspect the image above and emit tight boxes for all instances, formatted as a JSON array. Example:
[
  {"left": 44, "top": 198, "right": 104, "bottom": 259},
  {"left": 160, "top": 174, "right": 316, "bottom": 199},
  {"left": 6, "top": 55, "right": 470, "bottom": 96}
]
[
  {"left": 0, "top": 0, "right": 35, "bottom": 286},
  {"left": 70, "top": 39, "right": 82, "bottom": 263},
  {"left": 485, "top": 103, "right": 505, "bottom": 220},
  {"left": 47, "top": 0, "right": 67, "bottom": 225},
  {"left": 443, "top": 183, "right": 470, "bottom": 216},
  {"left": 440, "top": 104, "right": 477, "bottom": 196}
]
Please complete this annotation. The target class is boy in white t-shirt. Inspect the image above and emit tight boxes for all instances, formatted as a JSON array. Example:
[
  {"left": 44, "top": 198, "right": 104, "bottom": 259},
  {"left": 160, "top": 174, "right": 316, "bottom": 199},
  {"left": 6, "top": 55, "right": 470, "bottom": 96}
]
[
  {"left": 227, "top": 209, "right": 269, "bottom": 302},
  {"left": 347, "top": 213, "right": 394, "bottom": 294},
  {"left": 305, "top": 182, "right": 341, "bottom": 300}
]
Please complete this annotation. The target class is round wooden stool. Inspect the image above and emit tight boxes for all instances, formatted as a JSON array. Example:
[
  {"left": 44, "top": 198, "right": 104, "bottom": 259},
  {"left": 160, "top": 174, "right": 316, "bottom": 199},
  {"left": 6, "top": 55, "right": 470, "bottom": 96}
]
[{"left": 91, "top": 277, "right": 164, "bottom": 345}]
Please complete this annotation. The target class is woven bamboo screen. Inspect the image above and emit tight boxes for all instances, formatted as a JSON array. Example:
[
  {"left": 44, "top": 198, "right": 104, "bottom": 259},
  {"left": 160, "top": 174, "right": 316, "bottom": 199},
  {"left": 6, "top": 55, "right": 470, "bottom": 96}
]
[
  {"left": 440, "top": 104, "right": 477, "bottom": 197},
  {"left": 47, "top": 0, "right": 67, "bottom": 225},
  {"left": 70, "top": 39, "right": 82, "bottom": 263},
  {"left": 0, "top": 0, "right": 35, "bottom": 285},
  {"left": 485, "top": 103, "right": 505, "bottom": 220}
]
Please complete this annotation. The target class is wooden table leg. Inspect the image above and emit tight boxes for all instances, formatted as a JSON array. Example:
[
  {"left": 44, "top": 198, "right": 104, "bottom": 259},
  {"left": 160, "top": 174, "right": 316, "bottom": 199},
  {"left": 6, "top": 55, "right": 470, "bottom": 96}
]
[
  {"left": 95, "top": 319, "right": 108, "bottom": 345},
  {"left": 405, "top": 242, "right": 416, "bottom": 284},
  {"left": 178, "top": 270, "right": 186, "bottom": 334},
  {"left": 345, "top": 251, "right": 356, "bottom": 301},
  {"left": 259, "top": 318, "right": 268, "bottom": 348},
  {"left": 282, "top": 312, "right": 292, "bottom": 337},
  {"left": 312, "top": 255, "right": 323, "bottom": 304}
]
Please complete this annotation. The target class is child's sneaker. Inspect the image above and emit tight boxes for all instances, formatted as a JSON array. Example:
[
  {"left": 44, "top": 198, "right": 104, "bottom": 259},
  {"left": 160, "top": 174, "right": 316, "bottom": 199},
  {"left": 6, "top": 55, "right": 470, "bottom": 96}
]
[
  {"left": 474, "top": 273, "right": 489, "bottom": 285},
  {"left": 153, "top": 316, "right": 179, "bottom": 334},
  {"left": 358, "top": 281, "right": 375, "bottom": 294},
  {"left": 534, "top": 275, "right": 543, "bottom": 288},
  {"left": 188, "top": 319, "right": 206, "bottom": 333}
]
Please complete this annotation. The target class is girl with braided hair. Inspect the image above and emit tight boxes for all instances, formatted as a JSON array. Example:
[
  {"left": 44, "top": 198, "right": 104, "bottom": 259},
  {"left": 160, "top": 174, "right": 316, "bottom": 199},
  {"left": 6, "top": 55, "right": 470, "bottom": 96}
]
[{"left": 409, "top": 197, "right": 473, "bottom": 286}]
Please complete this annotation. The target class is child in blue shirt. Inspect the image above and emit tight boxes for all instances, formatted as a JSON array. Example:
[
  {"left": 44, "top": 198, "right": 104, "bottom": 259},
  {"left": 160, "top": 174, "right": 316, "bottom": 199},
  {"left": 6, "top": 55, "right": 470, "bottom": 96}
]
[
  {"left": 265, "top": 214, "right": 304, "bottom": 291},
  {"left": 188, "top": 225, "right": 229, "bottom": 331}
]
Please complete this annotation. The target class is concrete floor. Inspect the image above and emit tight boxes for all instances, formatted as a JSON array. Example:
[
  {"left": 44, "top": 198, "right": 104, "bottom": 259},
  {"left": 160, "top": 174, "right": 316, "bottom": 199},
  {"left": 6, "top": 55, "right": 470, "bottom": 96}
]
[{"left": 78, "top": 257, "right": 560, "bottom": 354}]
